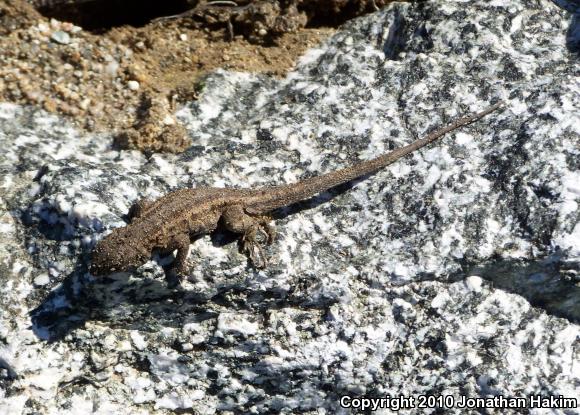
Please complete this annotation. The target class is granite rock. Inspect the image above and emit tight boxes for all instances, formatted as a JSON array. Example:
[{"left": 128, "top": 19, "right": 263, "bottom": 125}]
[{"left": 1, "top": 0, "right": 579, "bottom": 413}]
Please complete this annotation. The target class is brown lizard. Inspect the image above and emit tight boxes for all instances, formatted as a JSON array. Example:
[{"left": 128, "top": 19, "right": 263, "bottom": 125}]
[{"left": 90, "top": 102, "right": 503, "bottom": 282}]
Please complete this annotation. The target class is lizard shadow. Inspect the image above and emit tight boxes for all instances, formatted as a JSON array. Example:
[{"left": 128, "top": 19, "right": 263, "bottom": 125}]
[
  {"left": 29, "top": 262, "right": 94, "bottom": 342},
  {"left": 28, "top": 261, "right": 351, "bottom": 409},
  {"left": 28, "top": 259, "right": 340, "bottom": 341}
]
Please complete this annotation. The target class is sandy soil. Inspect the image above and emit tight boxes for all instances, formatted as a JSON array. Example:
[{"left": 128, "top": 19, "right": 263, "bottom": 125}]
[{"left": 0, "top": 0, "right": 393, "bottom": 153}]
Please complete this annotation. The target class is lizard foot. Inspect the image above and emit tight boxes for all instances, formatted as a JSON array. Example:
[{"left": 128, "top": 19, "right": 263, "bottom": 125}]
[
  {"left": 241, "top": 227, "right": 268, "bottom": 268},
  {"left": 222, "top": 206, "right": 276, "bottom": 268},
  {"left": 165, "top": 261, "right": 190, "bottom": 288},
  {"left": 259, "top": 218, "right": 276, "bottom": 245},
  {"left": 163, "top": 233, "right": 191, "bottom": 288},
  {"left": 165, "top": 270, "right": 183, "bottom": 289}
]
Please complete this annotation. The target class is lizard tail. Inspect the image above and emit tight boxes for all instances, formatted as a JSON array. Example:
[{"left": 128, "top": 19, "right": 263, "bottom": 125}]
[{"left": 245, "top": 102, "right": 504, "bottom": 213}]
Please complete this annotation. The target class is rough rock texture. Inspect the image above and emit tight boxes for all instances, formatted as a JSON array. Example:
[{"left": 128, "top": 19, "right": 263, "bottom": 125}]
[{"left": 1, "top": 0, "right": 579, "bottom": 414}]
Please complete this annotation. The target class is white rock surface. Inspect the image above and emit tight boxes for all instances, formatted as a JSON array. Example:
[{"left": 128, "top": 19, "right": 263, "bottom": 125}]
[{"left": 0, "top": 0, "right": 578, "bottom": 414}]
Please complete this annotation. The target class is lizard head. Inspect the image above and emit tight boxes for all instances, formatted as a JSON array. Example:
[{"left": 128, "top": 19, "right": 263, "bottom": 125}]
[{"left": 90, "top": 228, "right": 148, "bottom": 276}]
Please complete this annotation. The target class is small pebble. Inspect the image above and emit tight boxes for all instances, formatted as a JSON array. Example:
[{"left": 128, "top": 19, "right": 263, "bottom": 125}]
[
  {"left": 79, "top": 98, "right": 91, "bottom": 110},
  {"left": 61, "top": 22, "right": 74, "bottom": 32},
  {"left": 34, "top": 273, "right": 50, "bottom": 286},
  {"left": 127, "top": 80, "right": 140, "bottom": 91},
  {"left": 179, "top": 33, "right": 188, "bottom": 41},
  {"left": 162, "top": 115, "right": 175, "bottom": 125},
  {"left": 105, "top": 61, "right": 119, "bottom": 77},
  {"left": 50, "top": 31, "right": 70, "bottom": 45},
  {"left": 37, "top": 23, "right": 49, "bottom": 34},
  {"left": 94, "top": 371, "right": 110, "bottom": 382}
]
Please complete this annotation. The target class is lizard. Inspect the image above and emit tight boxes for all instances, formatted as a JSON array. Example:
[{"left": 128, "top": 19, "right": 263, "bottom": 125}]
[{"left": 90, "top": 102, "right": 503, "bottom": 282}]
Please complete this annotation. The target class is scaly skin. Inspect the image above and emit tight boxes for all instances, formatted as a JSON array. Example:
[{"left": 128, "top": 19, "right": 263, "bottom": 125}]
[{"left": 90, "top": 102, "right": 503, "bottom": 281}]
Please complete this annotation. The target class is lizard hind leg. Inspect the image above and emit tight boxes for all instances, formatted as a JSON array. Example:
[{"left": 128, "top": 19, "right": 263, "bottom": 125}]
[{"left": 221, "top": 206, "right": 275, "bottom": 268}]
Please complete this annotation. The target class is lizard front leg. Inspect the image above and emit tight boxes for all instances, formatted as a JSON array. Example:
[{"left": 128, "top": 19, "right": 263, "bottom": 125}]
[
  {"left": 164, "top": 233, "right": 191, "bottom": 287},
  {"left": 128, "top": 198, "right": 153, "bottom": 221},
  {"left": 221, "top": 205, "right": 275, "bottom": 268}
]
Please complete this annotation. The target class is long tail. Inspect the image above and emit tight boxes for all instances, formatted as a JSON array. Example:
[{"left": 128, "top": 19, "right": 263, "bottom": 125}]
[{"left": 245, "top": 102, "right": 503, "bottom": 213}]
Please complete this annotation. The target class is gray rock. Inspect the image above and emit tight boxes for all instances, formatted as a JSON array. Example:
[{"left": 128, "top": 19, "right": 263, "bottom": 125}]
[
  {"left": 50, "top": 30, "right": 71, "bottom": 45},
  {"left": 1, "top": 0, "right": 579, "bottom": 413}
]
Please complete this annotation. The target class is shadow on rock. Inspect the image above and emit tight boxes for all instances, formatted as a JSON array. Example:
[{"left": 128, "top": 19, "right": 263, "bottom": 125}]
[
  {"left": 552, "top": 0, "right": 580, "bottom": 53},
  {"left": 0, "top": 356, "right": 18, "bottom": 387},
  {"left": 568, "top": 13, "right": 580, "bottom": 54},
  {"left": 29, "top": 263, "right": 92, "bottom": 342},
  {"left": 29, "top": 257, "right": 336, "bottom": 342},
  {"left": 467, "top": 250, "right": 580, "bottom": 324}
]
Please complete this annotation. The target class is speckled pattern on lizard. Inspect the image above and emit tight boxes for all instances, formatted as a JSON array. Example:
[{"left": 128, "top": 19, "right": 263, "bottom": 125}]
[{"left": 90, "top": 102, "right": 503, "bottom": 285}]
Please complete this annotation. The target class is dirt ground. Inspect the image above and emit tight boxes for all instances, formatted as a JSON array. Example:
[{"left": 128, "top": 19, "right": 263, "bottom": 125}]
[{"left": 0, "top": 0, "right": 393, "bottom": 153}]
